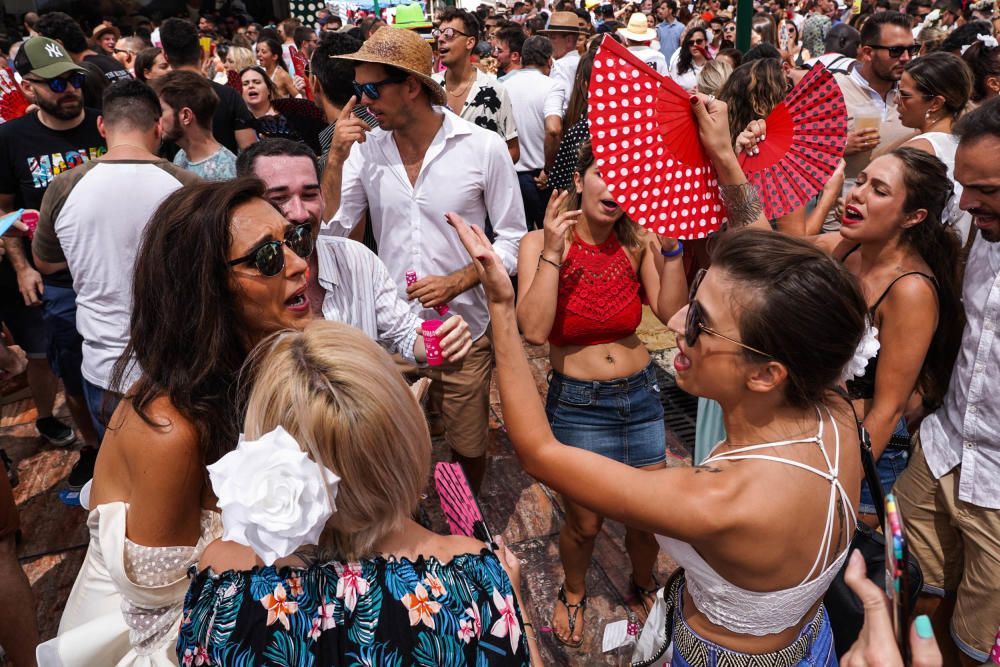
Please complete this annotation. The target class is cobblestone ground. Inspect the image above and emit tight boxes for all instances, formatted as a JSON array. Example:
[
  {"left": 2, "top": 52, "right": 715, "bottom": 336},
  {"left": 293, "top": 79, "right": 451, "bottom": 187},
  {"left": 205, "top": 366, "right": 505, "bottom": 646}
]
[{"left": 1, "top": 307, "right": 692, "bottom": 666}]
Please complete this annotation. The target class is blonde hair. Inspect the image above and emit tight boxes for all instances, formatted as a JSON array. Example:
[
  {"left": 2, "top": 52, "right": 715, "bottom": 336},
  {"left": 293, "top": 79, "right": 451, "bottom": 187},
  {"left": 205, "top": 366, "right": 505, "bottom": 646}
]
[
  {"left": 226, "top": 45, "right": 257, "bottom": 72},
  {"left": 697, "top": 60, "right": 733, "bottom": 96},
  {"left": 242, "top": 320, "right": 431, "bottom": 560}
]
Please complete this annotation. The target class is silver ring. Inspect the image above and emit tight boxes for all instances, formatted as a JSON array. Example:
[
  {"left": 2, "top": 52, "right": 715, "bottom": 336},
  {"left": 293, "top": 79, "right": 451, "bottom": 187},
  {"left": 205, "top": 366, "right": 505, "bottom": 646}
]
[{"left": 707, "top": 94, "right": 716, "bottom": 103}]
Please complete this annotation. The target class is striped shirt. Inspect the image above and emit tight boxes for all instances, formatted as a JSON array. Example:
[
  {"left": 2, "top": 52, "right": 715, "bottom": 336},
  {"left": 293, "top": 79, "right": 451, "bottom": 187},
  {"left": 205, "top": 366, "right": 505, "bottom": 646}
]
[{"left": 315, "top": 236, "right": 420, "bottom": 362}]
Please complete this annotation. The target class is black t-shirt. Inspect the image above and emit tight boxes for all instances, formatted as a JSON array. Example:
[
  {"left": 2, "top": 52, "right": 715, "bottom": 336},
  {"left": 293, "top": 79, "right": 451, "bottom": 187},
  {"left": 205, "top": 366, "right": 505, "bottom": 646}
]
[
  {"left": 0, "top": 109, "right": 106, "bottom": 292},
  {"left": 82, "top": 54, "right": 131, "bottom": 84},
  {"left": 210, "top": 80, "right": 255, "bottom": 153}
]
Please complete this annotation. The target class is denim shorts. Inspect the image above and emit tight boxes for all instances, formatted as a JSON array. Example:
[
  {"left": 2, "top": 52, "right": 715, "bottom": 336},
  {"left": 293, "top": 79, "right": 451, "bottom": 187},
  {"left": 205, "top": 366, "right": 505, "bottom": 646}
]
[
  {"left": 40, "top": 284, "right": 85, "bottom": 396},
  {"left": 545, "top": 362, "right": 666, "bottom": 467},
  {"left": 859, "top": 417, "right": 911, "bottom": 514}
]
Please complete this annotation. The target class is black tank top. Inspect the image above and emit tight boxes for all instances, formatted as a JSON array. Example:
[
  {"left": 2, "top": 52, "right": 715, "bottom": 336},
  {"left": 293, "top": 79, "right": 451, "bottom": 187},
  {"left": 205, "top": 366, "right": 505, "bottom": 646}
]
[{"left": 839, "top": 244, "right": 937, "bottom": 400}]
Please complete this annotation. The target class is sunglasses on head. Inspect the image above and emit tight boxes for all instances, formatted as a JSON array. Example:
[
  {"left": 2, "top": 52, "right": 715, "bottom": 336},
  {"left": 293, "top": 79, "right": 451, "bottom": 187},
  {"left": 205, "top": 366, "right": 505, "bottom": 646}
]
[
  {"left": 432, "top": 26, "right": 472, "bottom": 40},
  {"left": 685, "top": 269, "right": 774, "bottom": 358},
  {"left": 352, "top": 74, "right": 405, "bottom": 101},
  {"left": 866, "top": 43, "right": 919, "bottom": 57},
  {"left": 227, "top": 223, "right": 314, "bottom": 277},
  {"left": 25, "top": 72, "right": 86, "bottom": 93}
]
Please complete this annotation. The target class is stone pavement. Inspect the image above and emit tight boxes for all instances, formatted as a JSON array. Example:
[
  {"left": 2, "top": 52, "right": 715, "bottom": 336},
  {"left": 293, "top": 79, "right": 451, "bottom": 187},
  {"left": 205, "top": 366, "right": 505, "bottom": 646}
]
[{"left": 1, "top": 307, "right": 692, "bottom": 666}]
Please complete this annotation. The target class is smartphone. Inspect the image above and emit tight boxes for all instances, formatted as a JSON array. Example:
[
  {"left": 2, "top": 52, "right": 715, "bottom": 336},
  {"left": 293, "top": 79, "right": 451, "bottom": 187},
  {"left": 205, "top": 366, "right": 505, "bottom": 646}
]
[
  {"left": 885, "top": 493, "right": 912, "bottom": 663},
  {"left": 779, "top": 23, "right": 790, "bottom": 50}
]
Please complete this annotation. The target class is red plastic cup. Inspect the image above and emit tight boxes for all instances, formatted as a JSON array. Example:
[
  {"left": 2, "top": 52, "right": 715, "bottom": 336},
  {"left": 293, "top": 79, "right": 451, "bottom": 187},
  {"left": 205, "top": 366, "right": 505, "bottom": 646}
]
[
  {"left": 405, "top": 270, "right": 417, "bottom": 286},
  {"left": 422, "top": 319, "right": 444, "bottom": 366},
  {"left": 21, "top": 210, "right": 38, "bottom": 240}
]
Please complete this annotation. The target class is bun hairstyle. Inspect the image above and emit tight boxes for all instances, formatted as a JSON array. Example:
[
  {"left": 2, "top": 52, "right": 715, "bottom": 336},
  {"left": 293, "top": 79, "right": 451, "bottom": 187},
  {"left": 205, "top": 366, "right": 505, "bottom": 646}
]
[{"left": 710, "top": 230, "right": 868, "bottom": 409}]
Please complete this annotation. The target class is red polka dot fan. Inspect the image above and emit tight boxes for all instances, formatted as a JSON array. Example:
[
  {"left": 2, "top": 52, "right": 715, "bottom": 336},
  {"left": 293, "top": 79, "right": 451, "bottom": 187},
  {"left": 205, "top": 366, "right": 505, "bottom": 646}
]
[
  {"left": 587, "top": 36, "right": 727, "bottom": 239},
  {"left": 0, "top": 70, "right": 28, "bottom": 125},
  {"left": 737, "top": 64, "right": 848, "bottom": 219}
]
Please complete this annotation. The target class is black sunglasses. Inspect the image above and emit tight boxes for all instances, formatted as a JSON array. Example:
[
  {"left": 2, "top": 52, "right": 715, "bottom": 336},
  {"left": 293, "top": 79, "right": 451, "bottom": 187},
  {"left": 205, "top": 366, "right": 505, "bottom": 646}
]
[
  {"left": 352, "top": 75, "right": 405, "bottom": 101},
  {"left": 685, "top": 269, "right": 774, "bottom": 358},
  {"left": 25, "top": 72, "right": 86, "bottom": 93},
  {"left": 866, "top": 43, "right": 919, "bottom": 57},
  {"left": 227, "top": 223, "right": 314, "bottom": 277}
]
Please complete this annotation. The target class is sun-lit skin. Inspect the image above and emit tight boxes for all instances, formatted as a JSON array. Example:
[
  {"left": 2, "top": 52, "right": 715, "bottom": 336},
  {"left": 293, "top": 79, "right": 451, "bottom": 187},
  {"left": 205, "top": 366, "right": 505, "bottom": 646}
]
[
  {"left": 839, "top": 154, "right": 923, "bottom": 242},
  {"left": 955, "top": 134, "right": 1000, "bottom": 243}
]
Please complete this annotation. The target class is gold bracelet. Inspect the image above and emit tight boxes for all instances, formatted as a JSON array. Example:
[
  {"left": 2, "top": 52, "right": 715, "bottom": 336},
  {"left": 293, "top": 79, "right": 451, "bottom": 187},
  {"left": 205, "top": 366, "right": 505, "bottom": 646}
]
[{"left": 538, "top": 255, "right": 562, "bottom": 270}]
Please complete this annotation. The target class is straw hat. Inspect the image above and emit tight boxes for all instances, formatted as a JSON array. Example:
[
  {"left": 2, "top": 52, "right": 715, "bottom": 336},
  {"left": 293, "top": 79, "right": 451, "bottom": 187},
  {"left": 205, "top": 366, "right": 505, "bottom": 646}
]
[
  {"left": 335, "top": 27, "right": 446, "bottom": 106},
  {"left": 92, "top": 24, "right": 121, "bottom": 42},
  {"left": 618, "top": 13, "right": 655, "bottom": 42},
  {"left": 539, "top": 11, "right": 587, "bottom": 34}
]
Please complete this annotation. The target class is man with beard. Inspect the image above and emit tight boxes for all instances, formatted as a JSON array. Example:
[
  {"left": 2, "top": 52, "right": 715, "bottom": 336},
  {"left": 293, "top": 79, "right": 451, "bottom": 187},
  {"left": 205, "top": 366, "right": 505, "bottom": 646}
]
[
  {"left": 433, "top": 8, "right": 520, "bottom": 164},
  {"left": 836, "top": 11, "right": 917, "bottom": 203},
  {"left": 0, "top": 37, "right": 107, "bottom": 486},
  {"left": 894, "top": 97, "right": 1000, "bottom": 666},
  {"left": 492, "top": 24, "right": 526, "bottom": 77},
  {"left": 31, "top": 80, "right": 198, "bottom": 462},
  {"left": 153, "top": 71, "right": 237, "bottom": 181}
]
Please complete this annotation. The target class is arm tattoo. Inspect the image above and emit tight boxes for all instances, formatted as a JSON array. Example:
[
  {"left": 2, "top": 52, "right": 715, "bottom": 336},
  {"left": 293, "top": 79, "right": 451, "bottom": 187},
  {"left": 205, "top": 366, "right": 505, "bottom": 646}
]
[{"left": 693, "top": 464, "right": 723, "bottom": 474}]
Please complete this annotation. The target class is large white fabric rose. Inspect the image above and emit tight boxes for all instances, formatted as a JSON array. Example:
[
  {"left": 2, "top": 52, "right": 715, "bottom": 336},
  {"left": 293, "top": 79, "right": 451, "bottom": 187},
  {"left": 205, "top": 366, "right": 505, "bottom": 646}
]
[
  {"left": 839, "top": 323, "right": 880, "bottom": 384},
  {"left": 208, "top": 426, "right": 340, "bottom": 565}
]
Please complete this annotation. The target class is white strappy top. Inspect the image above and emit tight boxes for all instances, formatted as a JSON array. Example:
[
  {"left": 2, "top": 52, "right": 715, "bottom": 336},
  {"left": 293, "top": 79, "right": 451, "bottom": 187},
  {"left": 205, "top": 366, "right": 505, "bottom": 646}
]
[{"left": 656, "top": 406, "right": 857, "bottom": 636}]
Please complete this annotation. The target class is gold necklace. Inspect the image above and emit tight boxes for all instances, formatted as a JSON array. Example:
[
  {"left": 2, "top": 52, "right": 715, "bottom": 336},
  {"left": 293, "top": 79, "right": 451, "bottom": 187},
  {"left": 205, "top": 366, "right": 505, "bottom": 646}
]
[{"left": 446, "top": 72, "right": 474, "bottom": 97}]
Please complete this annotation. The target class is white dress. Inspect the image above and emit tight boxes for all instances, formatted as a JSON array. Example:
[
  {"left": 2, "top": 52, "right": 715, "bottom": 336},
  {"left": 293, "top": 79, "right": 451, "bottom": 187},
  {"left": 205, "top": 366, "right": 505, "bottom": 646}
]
[
  {"left": 36, "top": 501, "right": 221, "bottom": 666},
  {"left": 911, "top": 131, "right": 972, "bottom": 244}
]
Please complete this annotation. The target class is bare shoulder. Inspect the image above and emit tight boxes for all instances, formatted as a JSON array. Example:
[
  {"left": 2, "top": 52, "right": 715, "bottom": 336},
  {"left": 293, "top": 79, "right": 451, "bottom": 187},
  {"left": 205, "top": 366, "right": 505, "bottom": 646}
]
[
  {"left": 107, "top": 395, "right": 202, "bottom": 476},
  {"left": 199, "top": 539, "right": 261, "bottom": 573},
  {"left": 520, "top": 229, "right": 544, "bottom": 250},
  {"left": 434, "top": 534, "right": 492, "bottom": 561}
]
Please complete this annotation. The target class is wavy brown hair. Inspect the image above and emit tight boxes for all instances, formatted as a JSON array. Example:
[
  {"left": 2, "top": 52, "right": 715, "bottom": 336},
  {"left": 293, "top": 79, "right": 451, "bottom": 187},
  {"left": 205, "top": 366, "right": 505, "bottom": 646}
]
[{"left": 718, "top": 58, "right": 790, "bottom": 146}]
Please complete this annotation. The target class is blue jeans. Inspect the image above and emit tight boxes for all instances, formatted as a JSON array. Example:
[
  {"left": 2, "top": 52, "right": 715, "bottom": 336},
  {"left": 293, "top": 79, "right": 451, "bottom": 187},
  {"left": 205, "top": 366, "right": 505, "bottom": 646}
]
[
  {"left": 859, "top": 417, "right": 911, "bottom": 514},
  {"left": 545, "top": 362, "right": 666, "bottom": 467},
  {"left": 517, "top": 169, "right": 548, "bottom": 231},
  {"left": 82, "top": 378, "right": 120, "bottom": 444}
]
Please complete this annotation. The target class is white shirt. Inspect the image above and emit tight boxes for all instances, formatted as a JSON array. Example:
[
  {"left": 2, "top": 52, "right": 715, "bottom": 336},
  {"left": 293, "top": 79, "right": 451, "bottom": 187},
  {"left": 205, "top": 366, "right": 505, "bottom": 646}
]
[
  {"left": 910, "top": 132, "right": 971, "bottom": 243},
  {"left": 432, "top": 69, "right": 518, "bottom": 142},
  {"left": 316, "top": 236, "right": 420, "bottom": 362},
  {"left": 328, "top": 110, "right": 526, "bottom": 341},
  {"left": 667, "top": 59, "right": 702, "bottom": 91},
  {"left": 500, "top": 68, "right": 565, "bottom": 172},
  {"left": 550, "top": 49, "right": 581, "bottom": 113},
  {"left": 627, "top": 44, "right": 668, "bottom": 76},
  {"left": 919, "top": 234, "right": 1000, "bottom": 508},
  {"left": 32, "top": 160, "right": 195, "bottom": 390}
]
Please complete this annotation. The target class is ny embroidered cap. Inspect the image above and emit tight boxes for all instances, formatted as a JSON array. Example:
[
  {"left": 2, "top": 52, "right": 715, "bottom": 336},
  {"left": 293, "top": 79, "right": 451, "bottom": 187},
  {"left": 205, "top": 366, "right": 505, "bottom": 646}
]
[{"left": 14, "top": 37, "right": 88, "bottom": 80}]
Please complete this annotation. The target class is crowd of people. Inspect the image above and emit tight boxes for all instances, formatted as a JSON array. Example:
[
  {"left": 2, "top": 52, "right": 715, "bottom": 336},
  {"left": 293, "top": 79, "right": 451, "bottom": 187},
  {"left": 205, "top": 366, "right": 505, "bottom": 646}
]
[{"left": 0, "top": 0, "right": 996, "bottom": 665}]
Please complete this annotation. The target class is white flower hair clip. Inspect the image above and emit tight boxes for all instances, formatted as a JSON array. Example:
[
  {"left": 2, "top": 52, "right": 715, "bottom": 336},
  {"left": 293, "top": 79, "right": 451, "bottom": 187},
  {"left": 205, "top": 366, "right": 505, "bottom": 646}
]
[
  {"left": 963, "top": 34, "right": 998, "bottom": 54},
  {"left": 208, "top": 426, "right": 340, "bottom": 566},
  {"left": 840, "top": 321, "right": 880, "bottom": 384}
]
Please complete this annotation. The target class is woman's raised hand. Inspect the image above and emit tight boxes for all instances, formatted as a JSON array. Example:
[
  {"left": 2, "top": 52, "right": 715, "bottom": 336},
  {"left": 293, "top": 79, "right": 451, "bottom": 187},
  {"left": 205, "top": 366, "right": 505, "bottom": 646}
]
[
  {"left": 689, "top": 93, "right": 739, "bottom": 166},
  {"left": 447, "top": 213, "right": 515, "bottom": 306},
  {"left": 542, "top": 189, "right": 582, "bottom": 262},
  {"left": 736, "top": 119, "right": 768, "bottom": 156}
]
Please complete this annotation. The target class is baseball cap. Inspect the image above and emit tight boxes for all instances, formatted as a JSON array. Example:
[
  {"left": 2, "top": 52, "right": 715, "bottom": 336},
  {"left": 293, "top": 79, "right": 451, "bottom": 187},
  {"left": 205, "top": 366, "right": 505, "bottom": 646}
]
[{"left": 14, "top": 37, "right": 88, "bottom": 79}]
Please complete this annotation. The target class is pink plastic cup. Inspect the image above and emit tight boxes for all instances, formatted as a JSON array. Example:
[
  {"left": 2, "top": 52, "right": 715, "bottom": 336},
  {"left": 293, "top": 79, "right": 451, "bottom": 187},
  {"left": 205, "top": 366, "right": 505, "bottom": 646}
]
[
  {"left": 21, "top": 210, "right": 38, "bottom": 240},
  {"left": 422, "top": 319, "right": 444, "bottom": 366}
]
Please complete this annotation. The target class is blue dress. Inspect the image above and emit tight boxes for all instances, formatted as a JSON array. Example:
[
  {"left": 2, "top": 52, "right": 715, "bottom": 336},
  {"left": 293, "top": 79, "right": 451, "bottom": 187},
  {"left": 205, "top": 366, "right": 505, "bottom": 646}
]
[{"left": 176, "top": 549, "right": 531, "bottom": 666}]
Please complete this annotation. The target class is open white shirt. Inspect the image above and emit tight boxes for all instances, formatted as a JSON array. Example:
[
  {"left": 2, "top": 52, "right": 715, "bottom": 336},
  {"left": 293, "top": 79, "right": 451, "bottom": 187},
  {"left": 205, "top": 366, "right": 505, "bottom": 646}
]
[
  {"left": 327, "top": 110, "right": 526, "bottom": 341},
  {"left": 500, "top": 68, "right": 565, "bottom": 172},
  {"left": 919, "top": 234, "right": 1000, "bottom": 508},
  {"left": 550, "top": 49, "right": 581, "bottom": 113},
  {"left": 316, "top": 236, "right": 420, "bottom": 362}
]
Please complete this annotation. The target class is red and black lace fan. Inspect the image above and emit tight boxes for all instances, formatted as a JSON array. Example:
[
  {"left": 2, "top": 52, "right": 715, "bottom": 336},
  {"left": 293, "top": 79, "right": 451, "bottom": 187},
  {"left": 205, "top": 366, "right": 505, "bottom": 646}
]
[
  {"left": 738, "top": 64, "right": 848, "bottom": 219},
  {"left": 587, "top": 36, "right": 727, "bottom": 239}
]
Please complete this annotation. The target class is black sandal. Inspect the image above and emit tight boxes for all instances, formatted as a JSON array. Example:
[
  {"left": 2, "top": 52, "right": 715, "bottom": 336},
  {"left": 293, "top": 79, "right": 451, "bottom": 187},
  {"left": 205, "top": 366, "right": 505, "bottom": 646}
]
[
  {"left": 553, "top": 584, "right": 588, "bottom": 648},
  {"left": 631, "top": 574, "right": 659, "bottom": 614}
]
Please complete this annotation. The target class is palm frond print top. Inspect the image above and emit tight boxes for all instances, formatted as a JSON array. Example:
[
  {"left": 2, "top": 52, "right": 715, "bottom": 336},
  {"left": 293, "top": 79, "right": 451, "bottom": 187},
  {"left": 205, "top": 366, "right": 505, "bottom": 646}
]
[{"left": 176, "top": 549, "right": 531, "bottom": 666}]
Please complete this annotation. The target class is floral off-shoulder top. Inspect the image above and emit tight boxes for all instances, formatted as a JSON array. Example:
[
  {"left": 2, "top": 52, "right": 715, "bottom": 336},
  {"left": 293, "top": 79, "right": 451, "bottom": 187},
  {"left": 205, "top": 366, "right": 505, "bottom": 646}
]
[{"left": 176, "top": 548, "right": 531, "bottom": 666}]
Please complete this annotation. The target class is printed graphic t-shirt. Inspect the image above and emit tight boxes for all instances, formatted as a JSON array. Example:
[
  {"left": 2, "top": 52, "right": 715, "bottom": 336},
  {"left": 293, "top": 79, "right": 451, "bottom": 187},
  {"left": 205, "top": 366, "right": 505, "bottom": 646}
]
[{"left": 0, "top": 109, "right": 106, "bottom": 291}]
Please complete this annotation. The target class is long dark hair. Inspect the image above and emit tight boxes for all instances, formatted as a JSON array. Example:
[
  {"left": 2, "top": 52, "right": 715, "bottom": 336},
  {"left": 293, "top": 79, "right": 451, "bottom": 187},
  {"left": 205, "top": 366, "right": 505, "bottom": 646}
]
[
  {"left": 960, "top": 39, "right": 1000, "bottom": 103},
  {"left": 719, "top": 58, "right": 788, "bottom": 146},
  {"left": 109, "top": 178, "right": 272, "bottom": 468},
  {"left": 891, "top": 146, "right": 965, "bottom": 410},
  {"left": 259, "top": 36, "right": 289, "bottom": 72},
  {"left": 563, "top": 40, "right": 599, "bottom": 129},
  {"left": 677, "top": 26, "right": 708, "bottom": 75},
  {"left": 711, "top": 230, "right": 868, "bottom": 409},
  {"left": 905, "top": 51, "right": 973, "bottom": 118}
]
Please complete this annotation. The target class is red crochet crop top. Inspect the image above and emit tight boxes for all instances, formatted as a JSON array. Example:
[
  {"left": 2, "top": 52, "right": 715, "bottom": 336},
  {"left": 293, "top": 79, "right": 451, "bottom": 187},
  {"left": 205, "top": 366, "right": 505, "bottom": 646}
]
[{"left": 548, "top": 232, "right": 643, "bottom": 347}]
